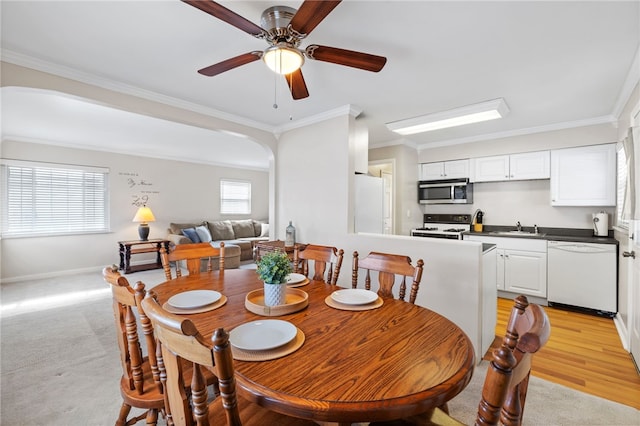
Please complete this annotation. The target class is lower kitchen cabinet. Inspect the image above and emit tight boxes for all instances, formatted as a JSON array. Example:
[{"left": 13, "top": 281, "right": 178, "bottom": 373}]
[
  {"left": 465, "top": 235, "right": 547, "bottom": 298},
  {"left": 502, "top": 249, "right": 547, "bottom": 297}
]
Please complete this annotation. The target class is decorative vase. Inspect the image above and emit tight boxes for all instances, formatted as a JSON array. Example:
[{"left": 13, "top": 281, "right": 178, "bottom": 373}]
[
  {"left": 263, "top": 282, "right": 287, "bottom": 306},
  {"left": 285, "top": 221, "right": 296, "bottom": 247}
]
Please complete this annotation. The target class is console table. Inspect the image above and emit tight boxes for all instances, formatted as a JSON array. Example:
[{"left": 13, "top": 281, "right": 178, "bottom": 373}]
[{"left": 118, "top": 239, "right": 171, "bottom": 274}]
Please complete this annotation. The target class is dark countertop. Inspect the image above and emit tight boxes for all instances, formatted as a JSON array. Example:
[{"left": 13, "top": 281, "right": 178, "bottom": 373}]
[{"left": 464, "top": 225, "right": 619, "bottom": 245}]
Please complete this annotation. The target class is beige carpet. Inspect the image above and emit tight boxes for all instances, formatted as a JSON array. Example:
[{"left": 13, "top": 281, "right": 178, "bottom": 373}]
[{"left": 1, "top": 269, "right": 638, "bottom": 425}]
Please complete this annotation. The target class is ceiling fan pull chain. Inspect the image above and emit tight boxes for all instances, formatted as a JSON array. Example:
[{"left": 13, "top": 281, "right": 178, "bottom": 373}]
[{"left": 273, "top": 73, "right": 278, "bottom": 109}]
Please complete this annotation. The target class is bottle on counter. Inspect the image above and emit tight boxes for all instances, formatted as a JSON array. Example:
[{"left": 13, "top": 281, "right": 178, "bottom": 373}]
[{"left": 285, "top": 221, "right": 296, "bottom": 247}]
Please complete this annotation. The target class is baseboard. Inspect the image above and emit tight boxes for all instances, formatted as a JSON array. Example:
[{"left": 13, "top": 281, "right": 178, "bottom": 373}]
[
  {"left": 0, "top": 265, "right": 104, "bottom": 284},
  {"left": 613, "top": 313, "right": 630, "bottom": 352}
]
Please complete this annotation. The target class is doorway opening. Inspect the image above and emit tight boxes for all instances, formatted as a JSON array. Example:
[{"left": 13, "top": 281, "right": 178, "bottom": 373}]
[{"left": 368, "top": 160, "right": 395, "bottom": 235}]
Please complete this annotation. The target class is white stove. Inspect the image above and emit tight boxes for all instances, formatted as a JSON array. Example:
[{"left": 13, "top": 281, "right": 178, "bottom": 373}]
[{"left": 411, "top": 214, "right": 472, "bottom": 240}]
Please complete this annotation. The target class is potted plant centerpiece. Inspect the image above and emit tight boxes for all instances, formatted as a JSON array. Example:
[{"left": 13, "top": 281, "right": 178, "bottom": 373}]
[{"left": 256, "top": 250, "right": 292, "bottom": 306}]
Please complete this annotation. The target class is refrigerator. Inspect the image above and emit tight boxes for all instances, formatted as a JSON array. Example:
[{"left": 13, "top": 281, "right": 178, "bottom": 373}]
[{"left": 354, "top": 174, "right": 384, "bottom": 234}]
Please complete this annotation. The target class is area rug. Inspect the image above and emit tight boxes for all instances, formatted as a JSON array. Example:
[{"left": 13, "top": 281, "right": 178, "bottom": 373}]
[
  {"left": 1, "top": 270, "right": 638, "bottom": 425},
  {"left": 447, "top": 362, "right": 640, "bottom": 425}
]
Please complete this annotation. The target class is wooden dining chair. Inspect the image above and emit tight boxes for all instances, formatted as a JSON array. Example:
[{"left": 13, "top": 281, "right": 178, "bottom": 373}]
[
  {"left": 103, "top": 265, "right": 165, "bottom": 426},
  {"left": 140, "top": 292, "right": 317, "bottom": 426},
  {"left": 161, "top": 241, "right": 225, "bottom": 280},
  {"left": 293, "top": 244, "right": 344, "bottom": 284},
  {"left": 351, "top": 251, "right": 424, "bottom": 304},
  {"left": 371, "top": 295, "right": 551, "bottom": 426}
]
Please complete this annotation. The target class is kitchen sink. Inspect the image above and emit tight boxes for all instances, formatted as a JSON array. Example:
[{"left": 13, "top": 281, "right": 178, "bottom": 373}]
[{"left": 490, "top": 230, "right": 546, "bottom": 237}]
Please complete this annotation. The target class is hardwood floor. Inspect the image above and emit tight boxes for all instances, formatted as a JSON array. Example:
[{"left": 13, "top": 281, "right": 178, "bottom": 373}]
[{"left": 488, "top": 297, "right": 640, "bottom": 409}]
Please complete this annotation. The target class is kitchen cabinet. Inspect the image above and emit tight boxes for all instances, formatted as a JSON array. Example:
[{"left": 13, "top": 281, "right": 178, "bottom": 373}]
[
  {"left": 464, "top": 235, "right": 547, "bottom": 297},
  {"left": 550, "top": 143, "right": 616, "bottom": 206},
  {"left": 419, "top": 159, "right": 469, "bottom": 180},
  {"left": 471, "top": 151, "right": 550, "bottom": 182}
]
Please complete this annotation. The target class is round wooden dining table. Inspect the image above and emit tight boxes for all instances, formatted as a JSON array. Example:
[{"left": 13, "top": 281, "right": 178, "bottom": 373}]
[{"left": 150, "top": 268, "right": 475, "bottom": 425}]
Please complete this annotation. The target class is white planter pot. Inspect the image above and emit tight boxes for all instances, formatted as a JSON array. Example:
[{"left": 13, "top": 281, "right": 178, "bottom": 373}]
[{"left": 263, "top": 282, "right": 287, "bottom": 306}]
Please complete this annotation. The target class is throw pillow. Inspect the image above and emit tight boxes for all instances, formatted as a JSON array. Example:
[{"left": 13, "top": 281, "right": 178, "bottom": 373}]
[
  {"left": 207, "top": 220, "right": 235, "bottom": 241},
  {"left": 169, "top": 222, "right": 203, "bottom": 235},
  {"left": 232, "top": 219, "right": 256, "bottom": 238},
  {"left": 181, "top": 227, "right": 201, "bottom": 243},
  {"left": 260, "top": 223, "right": 270, "bottom": 237},
  {"left": 195, "top": 225, "right": 213, "bottom": 242}
]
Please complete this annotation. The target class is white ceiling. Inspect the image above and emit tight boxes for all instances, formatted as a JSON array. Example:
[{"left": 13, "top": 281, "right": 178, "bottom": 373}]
[{"left": 2, "top": 1, "right": 639, "bottom": 170}]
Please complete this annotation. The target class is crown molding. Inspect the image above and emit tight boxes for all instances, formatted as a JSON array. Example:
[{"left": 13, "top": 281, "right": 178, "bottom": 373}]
[
  {"left": 273, "top": 104, "right": 362, "bottom": 138},
  {"left": 1, "top": 49, "right": 274, "bottom": 133},
  {"left": 611, "top": 45, "right": 640, "bottom": 120},
  {"left": 369, "top": 138, "right": 418, "bottom": 150},
  {"left": 416, "top": 115, "right": 617, "bottom": 150},
  {"left": 2, "top": 134, "right": 269, "bottom": 172}
]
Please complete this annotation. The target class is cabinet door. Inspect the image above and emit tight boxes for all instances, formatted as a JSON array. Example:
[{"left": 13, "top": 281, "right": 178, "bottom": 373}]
[
  {"left": 420, "top": 162, "right": 445, "bottom": 180},
  {"left": 550, "top": 144, "right": 616, "bottom": 206},
  {"left": 496, "top": 249, "right": 506, "bottom": 290},
  {"left": 504, "top": 249, "right": 547, "bottom": 297},
  {"left": 443, "top": 159, "right": 470, "bottom": 179},
  {"left": 471, "top": 155, "right": 510, "bottom": 182},
  {"left": 510, "top": 151, "right": 550, "bottom": 180}
]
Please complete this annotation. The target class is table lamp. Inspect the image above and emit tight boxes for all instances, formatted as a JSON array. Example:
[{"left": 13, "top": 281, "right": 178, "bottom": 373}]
[{"left": 132, "top": 205, "right": 156, "bottom": 241}]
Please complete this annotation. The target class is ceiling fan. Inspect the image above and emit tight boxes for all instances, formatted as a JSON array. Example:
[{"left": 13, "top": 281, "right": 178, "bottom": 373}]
[{"left": 182, "top": 0, "right": 387, "bottom": 100}]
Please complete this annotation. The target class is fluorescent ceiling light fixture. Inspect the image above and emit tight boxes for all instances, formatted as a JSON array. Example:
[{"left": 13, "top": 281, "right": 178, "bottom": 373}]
[
  {"left": 386, "top": 98, "right": 510, "bottom": 135},
  {"left": 263, "top": 44, "right": 305, "bottom": 75}
]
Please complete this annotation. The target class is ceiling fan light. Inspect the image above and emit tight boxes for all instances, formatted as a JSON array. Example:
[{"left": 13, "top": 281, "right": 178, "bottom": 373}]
[
  {"left": 263, "top": 45, "right": 304, "bottom": 75},
  {"left": 386, "top": 98, "right": 510, "bottom": 135}
]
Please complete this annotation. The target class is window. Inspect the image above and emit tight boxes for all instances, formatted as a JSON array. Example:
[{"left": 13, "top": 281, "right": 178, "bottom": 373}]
[
  {"left": 220, "top": 179, "right": 251, "bottom": 214},
  {"left": 616, "top": 145, "right": 629, "bottom": 229},
  {"left": 1, "top": 160, "right": 109, "bottom": 237}
]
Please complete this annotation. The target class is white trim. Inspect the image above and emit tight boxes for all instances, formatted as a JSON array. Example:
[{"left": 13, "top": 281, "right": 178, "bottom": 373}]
[
  {"left": 2, "top": 134, "right": 269, "bottom": 172},
  {"left": 614, "top": 313, "right": 630, "bottom": 352},
  {"left": 0, "top": 158, "right": 108, "bottom": 173},
  {"left": 273, "top": 104, "right": 362, "bottom": 137},
  {"left": 416, "top": 115, "right": 617, "bottom": 150},
  {"left": 0, "top": 265, "right": 104, "bottom": 284},
  {"left": 612, "top": 45, "right": 640, "bottom": 120},
  {"left": 1, "top": 49, "right": 274, "bottom": 133}
]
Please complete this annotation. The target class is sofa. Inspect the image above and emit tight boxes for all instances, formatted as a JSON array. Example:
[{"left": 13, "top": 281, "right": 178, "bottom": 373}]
[{"left": 167, "top": 219, "right": 269, "bottom": 264}]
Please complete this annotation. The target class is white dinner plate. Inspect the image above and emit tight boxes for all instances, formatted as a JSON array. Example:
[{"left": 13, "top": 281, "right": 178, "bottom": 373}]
[
  {"left": 330, "top": 289, "right": 379, "bottom": 306},
  {"left": 286, "top": 273, "right": 306, "bottom": 284},
  {"left": 229, "top": 320, "right": 297, "bottom": 351},
  {"left": 168, "top": 290, "right": 222, "bottom": 309}
]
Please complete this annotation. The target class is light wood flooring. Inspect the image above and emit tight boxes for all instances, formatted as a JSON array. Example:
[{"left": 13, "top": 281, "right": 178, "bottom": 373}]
[{"left": 488, "top": 297, "right": 640, "bottom": 409}]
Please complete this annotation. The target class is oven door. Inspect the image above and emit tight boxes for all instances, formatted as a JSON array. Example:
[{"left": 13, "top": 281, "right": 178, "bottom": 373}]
[{"left": 411, "top": 230, "right": 462, "bottom": 240}]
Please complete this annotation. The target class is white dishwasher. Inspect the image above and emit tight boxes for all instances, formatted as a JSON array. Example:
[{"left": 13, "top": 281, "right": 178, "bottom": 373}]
[{"left": 547, "top": 241, "right": 617, "bottom": 317}]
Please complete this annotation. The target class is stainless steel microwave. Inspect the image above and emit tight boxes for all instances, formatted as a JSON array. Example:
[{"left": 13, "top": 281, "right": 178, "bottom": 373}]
[{"left": 418, "top": 178, "right": 473, "bottom": 204}]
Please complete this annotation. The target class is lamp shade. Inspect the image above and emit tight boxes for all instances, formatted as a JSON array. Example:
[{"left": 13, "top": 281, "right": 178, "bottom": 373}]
[
  {"left": 263, "top": 45, "right": 304, "bottom": 75},
  {"left": 132, "top": 206, "right": 156, "bottom": 223}
]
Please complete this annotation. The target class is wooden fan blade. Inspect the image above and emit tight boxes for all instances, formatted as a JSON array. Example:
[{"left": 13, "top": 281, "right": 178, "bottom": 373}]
[
  {"left": 182, "top": 0, "right": 264, "bottom": 37},
  {"left": 198, "top": 52, "right": 262, "bottom": 77},
  {"left": 306, "top": 45, "right": 387, "bottom": 72},
  {"left": 289, "top": 1, "right": 341, "bottom": 37},
  {"left": 284, "top": 69, "right": 309, "bottom": 100}
]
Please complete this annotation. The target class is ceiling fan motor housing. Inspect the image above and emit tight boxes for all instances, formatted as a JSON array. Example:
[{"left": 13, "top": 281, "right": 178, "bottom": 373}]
[{"left": 260, "top": 5, "right": 300, "bottom": 46}]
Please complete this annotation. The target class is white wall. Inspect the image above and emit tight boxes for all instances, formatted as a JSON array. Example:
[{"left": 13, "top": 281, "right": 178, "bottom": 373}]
[
  {"left": 0, "top": 140, "right": 269, "bottom": 281},
  {"left": 275, "top": 112, "right": 487, "bottom": 362}
]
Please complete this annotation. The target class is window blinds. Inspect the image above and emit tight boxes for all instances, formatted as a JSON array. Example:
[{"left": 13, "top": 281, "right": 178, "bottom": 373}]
[
  {"left": 220, "top": 179, "right": 251, "bottom": 214},
  {"left": 1, "top": 160, "right": 109, "bottom": 237}
]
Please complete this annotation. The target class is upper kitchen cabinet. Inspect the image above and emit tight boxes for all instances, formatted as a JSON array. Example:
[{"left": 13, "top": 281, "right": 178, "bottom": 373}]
[
  {"left": 550, "top": 143, "right": 616, "bottom": 206},
  {"left": 471, "top": 151, "right": 550, "bottom": 182},
  {"left": 419, "top": 159, "right": 469, "bottom": 180}
]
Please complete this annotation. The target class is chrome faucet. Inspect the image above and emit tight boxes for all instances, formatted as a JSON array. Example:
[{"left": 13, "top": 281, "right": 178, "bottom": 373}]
[
  {"left": 516, "top": 221, "right": 522, "bottom": 232},
  {"left": 534, "top": 224, "right": 539, "bottom": 234}
]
